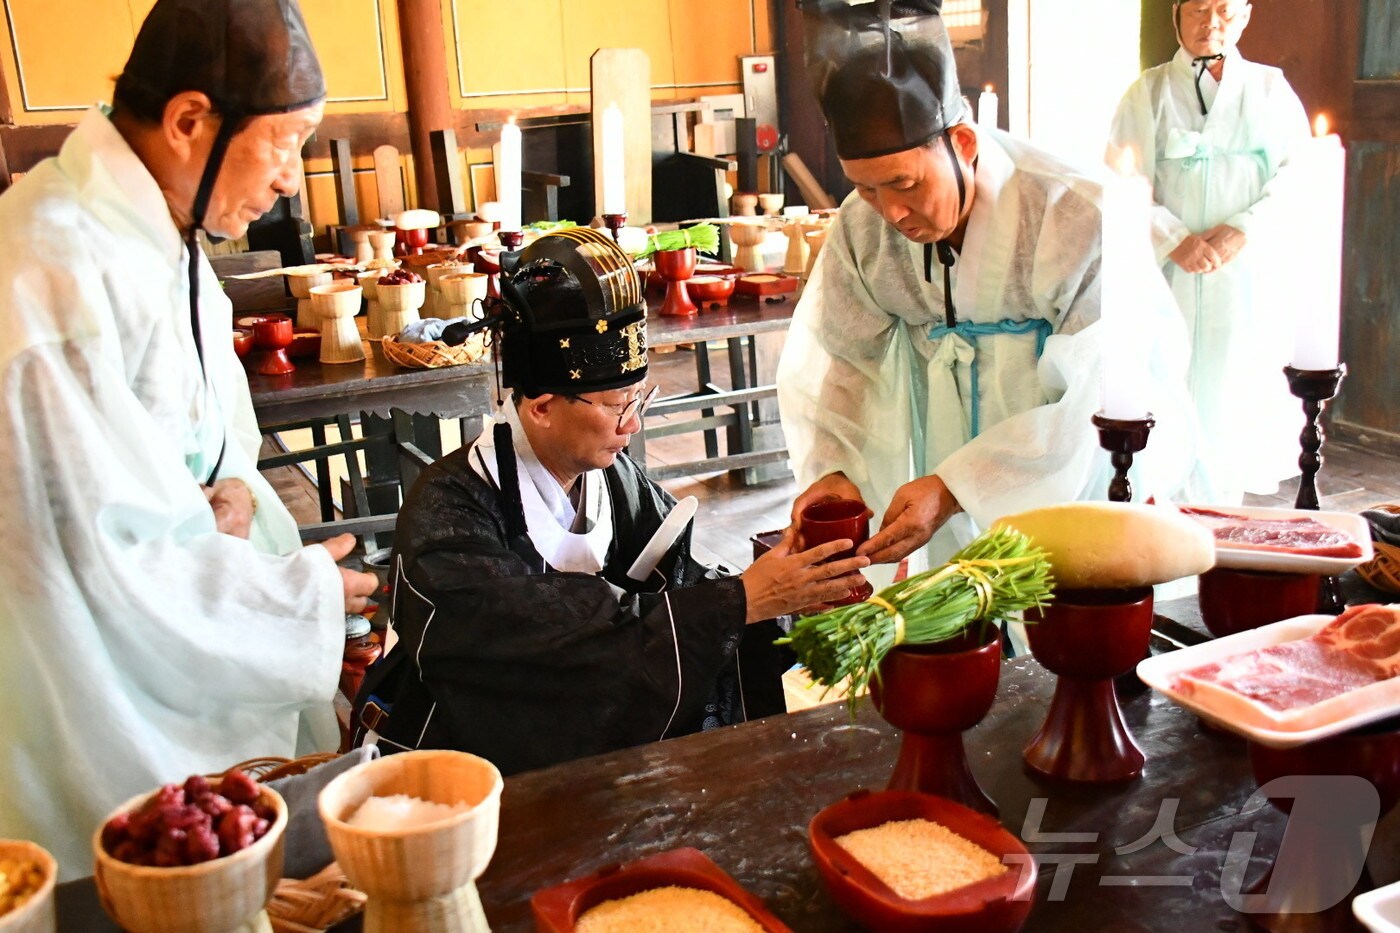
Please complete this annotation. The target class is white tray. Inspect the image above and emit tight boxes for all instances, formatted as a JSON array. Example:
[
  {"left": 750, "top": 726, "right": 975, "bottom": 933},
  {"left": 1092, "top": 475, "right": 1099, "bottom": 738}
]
[
  {"left": 1355, "top": 880, "right": 1400, "bottom": 933},
  {"left": 1136, "top": 614, "right": 1400, "bottom": 749},
  {"left": 1185, "top": 504, "right": 1373, "bottom": 575}
]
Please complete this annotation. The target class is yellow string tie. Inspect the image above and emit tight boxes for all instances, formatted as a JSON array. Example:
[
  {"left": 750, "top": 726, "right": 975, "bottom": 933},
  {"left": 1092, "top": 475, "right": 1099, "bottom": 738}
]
[{"left": 865, "top": 594, "right": 907, "bottom": 645}]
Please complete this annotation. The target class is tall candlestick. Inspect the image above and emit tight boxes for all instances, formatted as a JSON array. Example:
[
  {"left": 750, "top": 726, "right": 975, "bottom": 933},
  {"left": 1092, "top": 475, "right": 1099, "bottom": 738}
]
[
  {"left": 977, "top": 85, "right": 999, "bottom": 129},
  {"left": 600, "top": 103, "right": 626, "bottom": 216},
  {"left": 1099, "top": 146, "right": 1152, "bottom": 421},
  {"left": 1291, "top": 114, "right": 1344, "bottom": 371},
  {"left": 498, "top": 119, "right": 522, "bottom": 232}
]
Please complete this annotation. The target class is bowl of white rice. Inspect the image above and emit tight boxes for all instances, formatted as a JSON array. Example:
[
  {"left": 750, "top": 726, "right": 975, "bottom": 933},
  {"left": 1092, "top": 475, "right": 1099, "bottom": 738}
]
[
  {"left": 530, "top": 847, "right": 790, "bottom": 932},
  {"left": 318, "top": 750, "right": 502, "bottom": 903},
  {"left": 808, "top": 789, "right": 1037, "bottom": 933}
]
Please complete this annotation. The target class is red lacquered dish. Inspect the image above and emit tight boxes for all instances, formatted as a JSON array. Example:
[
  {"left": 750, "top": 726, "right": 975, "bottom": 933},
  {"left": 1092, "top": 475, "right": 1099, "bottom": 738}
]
[
  {"left": 809, "top": 790, "right": 1037, "bottom": 933},
  {"left": 232, "top": 328, "right": 255, "bottom": 359},
  {"left": 688, "top": 275, "right": 738, "bottom": 308},
  {"left": 287, "top": 329, "right": 323, "bottom": 359},
  {"left": 531, "top": 847, "right": 791, "bottom": 932},
  {"left": 734, "top": 273, "right": 798, "bottom": 298}
]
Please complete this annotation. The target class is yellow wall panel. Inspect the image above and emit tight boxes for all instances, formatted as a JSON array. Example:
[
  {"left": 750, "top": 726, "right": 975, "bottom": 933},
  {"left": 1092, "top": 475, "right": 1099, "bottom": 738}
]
[
  {"left": 3, "top": 0, "right": 136, "bottom": 112},
  {"left": 449, "top": 0, "right": 567, "bottom": 103},
  {"left": 560, "top": 0, "right": 674, "bottom": 91},
  {"left": 753, "top": 0, "right": 772, "bottom": 52},
  {"left": 300, "top": 0, "right": 391, "bottom": 104},
  {"left": 669, "top": 0, "right": 752, "bottom": 88}
]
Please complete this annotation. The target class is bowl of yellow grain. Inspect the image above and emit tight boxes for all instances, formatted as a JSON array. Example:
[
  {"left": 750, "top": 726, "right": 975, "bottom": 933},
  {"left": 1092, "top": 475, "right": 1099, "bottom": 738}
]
[
  {"left": 530, "top": 847, "right": 791, "bottom": 933},
  {"left": 808, "top": 789, "right": 1037, "bottom": 933},
  {"left": 0, "top": 840, "right": 56, "bottom": 933}
]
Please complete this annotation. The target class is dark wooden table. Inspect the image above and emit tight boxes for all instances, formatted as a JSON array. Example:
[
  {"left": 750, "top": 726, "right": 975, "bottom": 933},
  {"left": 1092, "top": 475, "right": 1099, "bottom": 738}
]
[
  {"left": 50, "top": 655, "right": 1285, "bottom": 932},
  {"left": 56, "top": 593, "right": 1400, "bottom": 931}
]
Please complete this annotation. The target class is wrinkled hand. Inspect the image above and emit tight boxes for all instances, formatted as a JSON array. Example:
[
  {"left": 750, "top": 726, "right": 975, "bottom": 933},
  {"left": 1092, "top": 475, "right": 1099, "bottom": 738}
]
[
  {"left": 1201, "top": 224, "right": 1246, "bottom": 267},
  {"left": 1168, "top": 234, "right": 1223, "bottom": 274},
  {"left": 315, "top": 534, "right": 379, "bottom": 615},
  {"left": 204, "top": 479, "right": 255, "bottom": 539},
  {"left": 740, "top": 528, "right": 871, "bottom": 623},
  {"left": 859, "top": 475, "right": 961, "bottom": 564},
  {"left": 789, "top": 473, "right": 870, "bottom": 549}
]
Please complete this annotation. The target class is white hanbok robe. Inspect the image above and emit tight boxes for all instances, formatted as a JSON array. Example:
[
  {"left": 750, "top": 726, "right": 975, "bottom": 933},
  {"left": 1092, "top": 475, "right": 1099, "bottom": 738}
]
[
  {"left": 778, "top": 129, "right": 1200, "bottom": 570},
  {"left": 1110, "top": 48, "right": 1310, "bottom": 501},
  {"left": 0, "top": 108, "right": 343, "bottom": 878}
]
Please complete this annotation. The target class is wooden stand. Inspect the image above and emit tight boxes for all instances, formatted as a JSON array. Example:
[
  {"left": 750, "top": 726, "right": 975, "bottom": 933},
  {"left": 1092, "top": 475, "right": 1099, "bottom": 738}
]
[
  {"left": 1284, "top": 365, "right": 1347, "bottom": 613},
  {"left": 287, "top": 270, "right": 332, "bottom": 330},
  {"left": 311, "top": 284, "right": 365, "bottom": 365},
  {"left": 730, "top": 221, "right": 768, "bottom": 273},
  {"left": 376, "top": 282, "right": 426, "bottom": 339}
]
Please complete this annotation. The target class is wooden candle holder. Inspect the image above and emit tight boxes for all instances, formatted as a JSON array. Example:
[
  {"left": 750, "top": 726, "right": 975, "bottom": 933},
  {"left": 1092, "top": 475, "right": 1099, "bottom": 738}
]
[
  {"left": 1092, "top": 413, "right": 1155, "bottom": 503},
  {"left": 1284, "top": 364, "right": 1347, "bottom": 613}
]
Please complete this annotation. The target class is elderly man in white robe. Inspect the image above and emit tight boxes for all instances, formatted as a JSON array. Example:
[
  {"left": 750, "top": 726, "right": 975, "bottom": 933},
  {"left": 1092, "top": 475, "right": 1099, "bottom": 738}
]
[
  {"left": 780, "top": 0, "right": 1200, "bottom": 573},
  {"left": 1109, "top": 0, "right": 1310, "bottom": 503},
  {"left": 0, "top": 0, "right": 377, "bottom": 877}
]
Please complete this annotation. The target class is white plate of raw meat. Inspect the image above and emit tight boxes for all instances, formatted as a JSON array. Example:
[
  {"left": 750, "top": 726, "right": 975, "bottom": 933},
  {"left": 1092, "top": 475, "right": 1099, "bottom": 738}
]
[
  {"left": 1137, "top": 606, "right": 1400, "bottom": 748},
  {"left": 1180, "top": 504, "right": 1372, "bottom": 575}
]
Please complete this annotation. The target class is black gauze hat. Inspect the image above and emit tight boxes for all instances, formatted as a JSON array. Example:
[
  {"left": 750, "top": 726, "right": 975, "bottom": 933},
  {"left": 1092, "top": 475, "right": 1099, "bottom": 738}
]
[
  {"left": 114, "top": 0, "right": 326, "bottom": 120},
  {"left": 499, "top": 227, "right": 648, "bottom": 397},
  {"left": 801, "top": 0, "right": 968, "bottom": 160}
]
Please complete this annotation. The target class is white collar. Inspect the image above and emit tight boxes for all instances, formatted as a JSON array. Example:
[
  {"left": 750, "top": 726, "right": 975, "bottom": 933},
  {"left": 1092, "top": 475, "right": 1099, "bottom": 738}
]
[
  {"left": 468, "top": 407, "right": 614, "bottom": 575},
  {"left": 952, "top": 126, "right": 1016, "bottom": 318},
  {"left": 59, "top": 106, "right": 186, "bottom": 264}
]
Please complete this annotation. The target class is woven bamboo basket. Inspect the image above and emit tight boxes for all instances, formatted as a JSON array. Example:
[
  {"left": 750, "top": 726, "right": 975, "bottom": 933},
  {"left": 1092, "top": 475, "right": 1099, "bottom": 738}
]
[
  {"left": 93, "top": 786, "right": 288, "bottom": 933},
  {"left": 381, "top": 334, "right": 488, "bottom": 370},
  {"left": 317, "top": 751, "right": 501, "bottom": 933},
  {"left": 1356, "top": 504, "right": 1400, "bottom": 594}
]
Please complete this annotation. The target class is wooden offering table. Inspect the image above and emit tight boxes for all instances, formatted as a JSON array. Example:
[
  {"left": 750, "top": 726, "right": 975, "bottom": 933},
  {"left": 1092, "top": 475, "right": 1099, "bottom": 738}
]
[{"left": 55, "top": 594, "right": 1400, "bottom": 931}]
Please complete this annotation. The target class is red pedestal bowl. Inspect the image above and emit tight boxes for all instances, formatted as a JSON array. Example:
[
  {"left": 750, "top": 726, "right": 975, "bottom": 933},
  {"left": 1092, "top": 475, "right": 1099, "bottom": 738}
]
[
  {"left": 870, "top": 626, "right": 1003, "bottom": 815},
  {"left": 1022, "top": 587, "right": 1154, "bottom": 782}
]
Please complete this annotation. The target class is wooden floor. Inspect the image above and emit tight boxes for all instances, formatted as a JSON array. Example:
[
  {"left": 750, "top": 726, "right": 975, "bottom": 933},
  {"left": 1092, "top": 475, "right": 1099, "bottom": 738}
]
[{"left": 266, "top": 345, "right": 1400, "bottom": 571}]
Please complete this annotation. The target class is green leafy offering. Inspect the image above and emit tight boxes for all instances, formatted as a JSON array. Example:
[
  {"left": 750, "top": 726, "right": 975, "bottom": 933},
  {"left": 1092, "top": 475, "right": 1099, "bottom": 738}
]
[
  {"left": 778, "top": 526, "right": 1054, "bottom": 713},
  {"left": 525, "top": 220, "right": 579, "bottom": 232},
  {"left": 637, "top": 223, "right": 721, "bottom": 258}
]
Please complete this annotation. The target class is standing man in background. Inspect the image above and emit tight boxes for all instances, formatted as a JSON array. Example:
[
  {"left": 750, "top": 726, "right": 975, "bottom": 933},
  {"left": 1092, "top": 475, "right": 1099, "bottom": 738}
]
[{"left": 1110, "top": 0, "right": 1310, "bottom": 503}]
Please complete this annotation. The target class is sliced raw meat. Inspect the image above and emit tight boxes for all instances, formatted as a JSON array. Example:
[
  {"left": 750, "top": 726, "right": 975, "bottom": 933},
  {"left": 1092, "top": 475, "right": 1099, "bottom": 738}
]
[
  {"left": 1174, "top": 604, "right": 1400, "bottom": 712},
  {"left": 1180, "top": 507, "right": 1364, "bottom": 558}
]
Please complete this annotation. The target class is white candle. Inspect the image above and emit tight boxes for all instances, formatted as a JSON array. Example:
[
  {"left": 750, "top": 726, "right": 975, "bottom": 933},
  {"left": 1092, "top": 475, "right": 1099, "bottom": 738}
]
[
  {"left": 1099, "top": 146, "right": 1153, "bottom": 420},
  {"left": 600, "top": 104, "right": 627, "bottom": 216},
  {"left": 498, "top": 119, "right": 523, "bottom": 232},
  {"left": 977, "top": 85, "right": 999, "bottom": 129},
  {"left": 1291, "top": 114, "right": 1344, "bottom": 371}
]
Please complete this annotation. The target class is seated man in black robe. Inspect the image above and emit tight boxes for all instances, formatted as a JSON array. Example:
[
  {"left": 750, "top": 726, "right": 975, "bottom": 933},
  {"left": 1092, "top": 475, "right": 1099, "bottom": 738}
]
[{"left": 357, "top": 228, "right": 868, "bottom": 774}]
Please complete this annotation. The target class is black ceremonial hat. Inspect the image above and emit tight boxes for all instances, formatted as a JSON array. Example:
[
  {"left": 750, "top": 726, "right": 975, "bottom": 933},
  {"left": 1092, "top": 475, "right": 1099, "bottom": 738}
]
[
  {"left": 801, "top": 0, "right": 968, "bottom": 160},
  {"left": 114, "top": 0, "right": 326, "bottom": 119},
  {"left": 499, "top": 228, "right": 649, "bottom": 397}
]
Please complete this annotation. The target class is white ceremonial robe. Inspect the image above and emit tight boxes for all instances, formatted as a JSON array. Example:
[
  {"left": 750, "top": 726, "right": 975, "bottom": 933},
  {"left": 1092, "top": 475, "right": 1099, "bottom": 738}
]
[
  {"left": 778, "top": 128, "right": 1201, "bottom": 571},
  {"left": 1110, "top": 48, "right": 1311, "bottom": 501},
  {"left": 0, "top": 108, "right": 343, "bottom": 878}
]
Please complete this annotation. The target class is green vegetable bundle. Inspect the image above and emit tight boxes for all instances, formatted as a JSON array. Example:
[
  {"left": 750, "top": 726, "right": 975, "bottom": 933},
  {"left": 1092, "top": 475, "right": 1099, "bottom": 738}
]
[
  {"left": 779, "top": 526, "right": 1054, "bottom": 711},
  {"left": 525, "top": 220, "right": 579, "bottom": 232},
  {"left": 637, "top": 223, "right": 721, "bottom": 259}
]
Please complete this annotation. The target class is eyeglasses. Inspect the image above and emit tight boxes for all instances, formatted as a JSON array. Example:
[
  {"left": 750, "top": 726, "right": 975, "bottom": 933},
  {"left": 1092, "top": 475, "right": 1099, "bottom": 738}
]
[{"left": 569, "top": 384, "right": 659, "bottom": 431}]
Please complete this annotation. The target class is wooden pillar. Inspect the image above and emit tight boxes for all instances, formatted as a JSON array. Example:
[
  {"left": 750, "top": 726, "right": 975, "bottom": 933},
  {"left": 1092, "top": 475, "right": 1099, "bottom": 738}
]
[
  {"left": 397, "top": 0, "right": 453, "bottom": 211},
  {"left": 0, "top": 133, "right": 11, "bottom": 194}
]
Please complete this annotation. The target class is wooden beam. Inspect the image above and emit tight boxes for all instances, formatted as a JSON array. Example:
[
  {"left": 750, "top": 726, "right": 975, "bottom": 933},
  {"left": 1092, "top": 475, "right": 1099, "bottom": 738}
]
[
  {"left": 0, "top": 123, "right": 72, "bottom": 174},
  {"left": 329, "top": 138, "right": 360, "bottom": 226},
  {"left": 396, "top": 0, "right": 454, "bottom": 210},
  {"left": 1352, "top": 80, "right": 1400, "bottom": 144},
  {"left": 429, "top": 127, "right": 466, "bottom": 216},
  {"left": 0, "top": 131, "right": 10, "bottom": 193},
  {"left": 0, "top": 55, "right": 13, "bottom": 125}
]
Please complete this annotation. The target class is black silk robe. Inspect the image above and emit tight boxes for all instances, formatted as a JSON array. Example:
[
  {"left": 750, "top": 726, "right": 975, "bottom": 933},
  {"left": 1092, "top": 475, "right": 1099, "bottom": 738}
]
[{"left": 358, "top": 446, "right": 790, "bottom": 775}]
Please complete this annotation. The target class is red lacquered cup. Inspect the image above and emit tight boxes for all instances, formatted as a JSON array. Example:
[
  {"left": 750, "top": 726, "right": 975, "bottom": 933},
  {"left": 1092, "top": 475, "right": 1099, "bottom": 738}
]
[
  {"left": 252, "top": 313, "right": 295, "bottom": 375},
  {"left": 1198, "top": 567, "right": 1322, "bottom": 638},
  {"left": 800, "top": 498, "right": 874, "bottom": 604}
]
